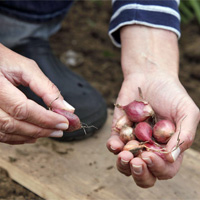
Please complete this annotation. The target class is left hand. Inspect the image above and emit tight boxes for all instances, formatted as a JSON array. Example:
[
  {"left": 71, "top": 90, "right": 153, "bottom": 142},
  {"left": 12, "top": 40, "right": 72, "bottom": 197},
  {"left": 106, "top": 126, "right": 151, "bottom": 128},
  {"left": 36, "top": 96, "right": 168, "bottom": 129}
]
[
  {"left": 106, "top": 25, "right": 200, "bottom": 188},
  {"left": 107, "top": 72, "right": 199, "bottom": 188}
]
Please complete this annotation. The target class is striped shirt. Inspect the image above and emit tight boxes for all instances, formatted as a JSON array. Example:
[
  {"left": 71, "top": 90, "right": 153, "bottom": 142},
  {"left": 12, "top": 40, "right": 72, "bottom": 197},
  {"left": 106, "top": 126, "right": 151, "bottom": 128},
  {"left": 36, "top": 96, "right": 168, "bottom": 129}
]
[{"left": 109, "top": 0, "right": 180, "bottom": 47}]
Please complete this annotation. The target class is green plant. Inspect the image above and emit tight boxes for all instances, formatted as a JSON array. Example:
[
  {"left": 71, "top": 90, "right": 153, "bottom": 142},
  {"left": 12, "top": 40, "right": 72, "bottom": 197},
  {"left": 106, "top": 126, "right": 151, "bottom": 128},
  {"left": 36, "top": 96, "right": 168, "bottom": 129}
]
[{"left": 180, "top": 0, "right": 200, "bottom": 24}]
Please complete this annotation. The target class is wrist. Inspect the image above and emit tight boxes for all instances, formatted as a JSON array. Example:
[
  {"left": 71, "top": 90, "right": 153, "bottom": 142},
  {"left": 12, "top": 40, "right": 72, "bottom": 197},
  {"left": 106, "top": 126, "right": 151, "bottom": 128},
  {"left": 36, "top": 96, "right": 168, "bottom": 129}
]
[{"left": 120, "top": 25, "right": 179, "bottom": 78}]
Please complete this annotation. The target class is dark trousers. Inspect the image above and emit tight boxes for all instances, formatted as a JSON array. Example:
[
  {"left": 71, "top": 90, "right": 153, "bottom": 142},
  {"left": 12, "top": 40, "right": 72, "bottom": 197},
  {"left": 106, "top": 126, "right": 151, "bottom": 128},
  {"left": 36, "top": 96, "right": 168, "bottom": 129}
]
[{"left": 0, "top": 1, "right": 74, "bottom": 22}]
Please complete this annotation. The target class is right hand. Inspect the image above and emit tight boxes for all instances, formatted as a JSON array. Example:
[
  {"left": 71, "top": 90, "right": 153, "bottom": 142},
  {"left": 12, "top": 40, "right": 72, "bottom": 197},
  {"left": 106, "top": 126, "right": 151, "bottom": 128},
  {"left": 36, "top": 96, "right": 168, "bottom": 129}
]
[{"left": 0, "top": 43, "right": 73, "bottom": 145}]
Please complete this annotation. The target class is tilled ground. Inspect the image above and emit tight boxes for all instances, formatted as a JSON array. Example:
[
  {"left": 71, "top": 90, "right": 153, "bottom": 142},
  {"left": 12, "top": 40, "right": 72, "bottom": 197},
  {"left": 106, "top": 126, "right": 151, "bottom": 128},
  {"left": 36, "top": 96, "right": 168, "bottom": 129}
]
[{"left": 0, "top": 1, "right": 200, "bottom": 199}]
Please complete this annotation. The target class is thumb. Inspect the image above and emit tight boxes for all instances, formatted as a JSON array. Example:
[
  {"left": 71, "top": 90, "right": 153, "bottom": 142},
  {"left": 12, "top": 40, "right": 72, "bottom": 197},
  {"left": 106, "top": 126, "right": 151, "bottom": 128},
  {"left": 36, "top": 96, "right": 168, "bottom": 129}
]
[{"left": 166, "top": 108, "right": 200, "bottom": 163}]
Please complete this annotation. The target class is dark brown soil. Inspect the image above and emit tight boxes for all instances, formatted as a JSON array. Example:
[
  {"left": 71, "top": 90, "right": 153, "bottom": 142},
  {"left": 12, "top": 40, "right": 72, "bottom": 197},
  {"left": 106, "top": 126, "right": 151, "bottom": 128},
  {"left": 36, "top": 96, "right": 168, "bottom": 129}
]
[{"left": 0, "top": 1, "right": 199, "bottom": 199}]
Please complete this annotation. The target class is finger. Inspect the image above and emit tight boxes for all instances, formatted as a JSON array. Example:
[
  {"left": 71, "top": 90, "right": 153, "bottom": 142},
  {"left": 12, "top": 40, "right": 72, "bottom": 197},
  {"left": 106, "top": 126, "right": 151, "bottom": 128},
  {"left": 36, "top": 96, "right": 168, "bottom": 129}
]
[
  {"left": 141, "top": 151, "right": 183, "bottom": 180},
  {"left": 130, "top": 157, "right": 156, "bottom": 188},
  {"left": 6, "top": 139, "right": 37, "bottom": 145},
  {"left": 111, "top": 80, "right": 139, "bottom": 132},
  {"left": 166, "top": 107, "right": 200, "bottom": 162},
  {"left": 0, "top": 108, "right": 63, "bottom": 138},
  {"left": 0, "top": 105, "right": 64, "bottom": 140},
  {"left": 112, "top": 90, "right": 134, "bottom": 128},
  {"left": 0, "top": 131, "right": 35, "bottom": 144},
  {"left": 21, "top": 58, "right": 74, "bottom": 111},
  {"left": 109, "top": 83, "right": 138, "bottom": 153},
  {"left": 116, "top": 151, "right": 133, "bottom": 176},
  {"left": 106, "top": 134, "right": 124, "bottom": 154},
  {"left": 0, "top": 78, "right": 69, "bottom": 130},
  {"left": 27, "top": 67, "right": 75, "bottom": 112},
  {"left": 109, "top": 104, "right": 130, "bottom": 154},
  {"left": 1, "top": 46, "right": 74, "bottom": 112}
]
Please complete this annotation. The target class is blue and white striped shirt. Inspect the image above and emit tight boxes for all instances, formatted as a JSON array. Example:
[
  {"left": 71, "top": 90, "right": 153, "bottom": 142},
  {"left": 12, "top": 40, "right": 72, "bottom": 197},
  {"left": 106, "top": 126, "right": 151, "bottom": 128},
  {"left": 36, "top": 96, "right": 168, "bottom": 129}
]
[{"left": 109, "top": 0, "right": 180, "bottom": 47}]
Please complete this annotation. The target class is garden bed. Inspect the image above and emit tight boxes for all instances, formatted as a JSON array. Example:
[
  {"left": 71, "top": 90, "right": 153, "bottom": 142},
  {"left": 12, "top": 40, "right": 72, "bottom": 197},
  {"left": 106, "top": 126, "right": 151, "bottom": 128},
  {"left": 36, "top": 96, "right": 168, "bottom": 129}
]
[{"left": 0, "top": 1, "right": 199, "bottom": 199}]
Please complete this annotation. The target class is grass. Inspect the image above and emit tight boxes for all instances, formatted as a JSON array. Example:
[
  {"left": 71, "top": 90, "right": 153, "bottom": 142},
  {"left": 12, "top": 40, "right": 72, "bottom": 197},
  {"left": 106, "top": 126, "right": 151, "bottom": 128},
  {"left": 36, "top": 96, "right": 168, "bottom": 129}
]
[{"left": 180, "top": 0, "right": 200, "bottom": 24}]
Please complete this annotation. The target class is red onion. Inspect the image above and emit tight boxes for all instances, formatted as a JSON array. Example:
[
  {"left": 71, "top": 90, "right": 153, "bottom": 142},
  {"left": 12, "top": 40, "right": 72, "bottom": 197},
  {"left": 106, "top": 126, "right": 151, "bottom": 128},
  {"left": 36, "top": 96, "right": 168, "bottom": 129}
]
[
  {"left": 52, "top": 108, "right": 81, "bottom": 132},
  {"left": 153, "top": 119, "right": 175, "bottom": 144},
  {"left": 135, "top": 122, "right": 153, "bottom": 143},
  {"left": 116, "top": 100, "right": 154, "bottom": 122}
]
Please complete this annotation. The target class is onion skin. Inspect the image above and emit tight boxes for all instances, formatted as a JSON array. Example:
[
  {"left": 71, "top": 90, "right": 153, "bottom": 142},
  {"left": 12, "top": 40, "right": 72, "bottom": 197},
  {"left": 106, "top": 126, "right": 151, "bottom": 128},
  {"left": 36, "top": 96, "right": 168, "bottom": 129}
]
[
  {"left": 135, "top": 122, "right": 153, "bottom": 143},
  {"left": 153, "top": 120, "right": 175, "bottom": 144},
  {"left": 119, "top": 125, "right": 135, "bottom": 143},
  {"left": 52, "top": 108, "right": 81, "bottom": 132},
  {"left": 115, "top": 114, "right": 133, "bottom": 131},
  {"left": 122, "top": 100, "right": 154, "bottom": 122},
  {"left": 123, "top": 140, "right": 142, "bottom": 156},
  {"left": 145, "top": 143, "right": 166, "bottom": 160}
]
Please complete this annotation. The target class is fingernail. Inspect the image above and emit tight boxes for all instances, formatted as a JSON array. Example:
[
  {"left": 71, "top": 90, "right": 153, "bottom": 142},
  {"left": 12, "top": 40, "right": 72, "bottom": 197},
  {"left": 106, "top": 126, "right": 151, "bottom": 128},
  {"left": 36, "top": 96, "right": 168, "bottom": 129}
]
[
  {"left": 142, "top": 157, "right": 153, "bottom": 167},
  {"left": 121, "top": 159, "right": 129, "bottom": 166},
  {"left": 171, "top": 147, "right": 181, "bottom": 161},
  {"left": 63, "top": 100, "right": 75, "bottom": 112},
  {"left": 132, "top": 164, "right": 143, "bottom": 175},
  {"left": 55, "top": 123, "right": 69, "bottom": 130},
  {"left": 49, "top": 130, "right": 63, "bottom": 138}
]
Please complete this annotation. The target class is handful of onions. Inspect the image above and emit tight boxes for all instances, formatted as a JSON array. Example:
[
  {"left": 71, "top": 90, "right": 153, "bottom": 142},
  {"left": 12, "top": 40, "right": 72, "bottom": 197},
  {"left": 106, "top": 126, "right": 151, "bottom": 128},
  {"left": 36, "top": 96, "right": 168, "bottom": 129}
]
[{"left": 114, "top": 88, "right": 180, "bottom": 159}]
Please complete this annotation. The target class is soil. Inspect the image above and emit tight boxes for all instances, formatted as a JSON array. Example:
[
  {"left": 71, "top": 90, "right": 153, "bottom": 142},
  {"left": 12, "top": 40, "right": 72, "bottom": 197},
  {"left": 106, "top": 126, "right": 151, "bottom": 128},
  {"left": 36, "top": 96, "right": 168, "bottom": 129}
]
[{"left": 0, "top": 1, "right": 200, "bottom": 199}]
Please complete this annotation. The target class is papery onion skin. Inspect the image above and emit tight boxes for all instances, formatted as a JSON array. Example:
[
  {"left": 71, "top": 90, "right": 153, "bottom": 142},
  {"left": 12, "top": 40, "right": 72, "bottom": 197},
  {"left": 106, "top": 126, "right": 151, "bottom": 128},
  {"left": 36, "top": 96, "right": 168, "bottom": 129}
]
[
  {"left": 121, "top": 100, "right": 154, "bottom": 122},
  {"left": 115, "top": 114, "right": 133, "bottom": 131},
  {"left": 145, "top": 143, "right": 167, "bottom": 160},
  {"left": 123, "top": 140, "right": 142, "bottom": 156},
  {"left": 119, "top": 125, "right": 135, "bottom": 143}
]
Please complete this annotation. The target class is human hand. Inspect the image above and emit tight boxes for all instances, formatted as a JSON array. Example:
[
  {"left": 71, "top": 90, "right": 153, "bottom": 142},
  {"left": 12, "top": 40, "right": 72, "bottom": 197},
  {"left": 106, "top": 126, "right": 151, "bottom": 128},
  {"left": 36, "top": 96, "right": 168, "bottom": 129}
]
[
  {"left": 0, "top": 43, "right": 74, "bottom": 144},
  {"left": 107, "top": 25, "right": 200, "bottom": 188},
  {"left": 107, "top": 72, "right": 199, "bottom": 187}
]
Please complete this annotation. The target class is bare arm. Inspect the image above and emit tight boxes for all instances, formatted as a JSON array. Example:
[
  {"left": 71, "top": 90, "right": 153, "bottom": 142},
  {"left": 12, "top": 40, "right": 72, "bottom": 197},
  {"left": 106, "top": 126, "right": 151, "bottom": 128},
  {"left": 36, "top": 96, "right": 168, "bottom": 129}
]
[{"left": 107, "top": 25, "right": 200, "bottom": 188}]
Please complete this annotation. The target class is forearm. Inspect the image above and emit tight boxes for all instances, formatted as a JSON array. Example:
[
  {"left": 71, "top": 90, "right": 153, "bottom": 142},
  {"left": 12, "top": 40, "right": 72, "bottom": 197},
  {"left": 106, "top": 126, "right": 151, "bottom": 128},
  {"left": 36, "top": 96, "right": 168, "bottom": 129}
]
[{"left": 120, "top": 25, "right": 179, "bottom": 78}]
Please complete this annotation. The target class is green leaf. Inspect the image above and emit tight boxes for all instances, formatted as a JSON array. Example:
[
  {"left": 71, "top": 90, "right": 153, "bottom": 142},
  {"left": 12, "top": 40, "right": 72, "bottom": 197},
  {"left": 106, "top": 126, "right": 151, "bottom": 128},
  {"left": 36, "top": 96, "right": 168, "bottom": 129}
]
[
  {"left": 189, "top": 0, "right": 200, "bottom": 23},
  {"left": 180, "top": 0, "right": 200, "bottom": 24},
  {"left": 179, "top": 1, "right": 194, "bottom": 21}
]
